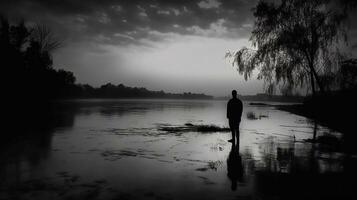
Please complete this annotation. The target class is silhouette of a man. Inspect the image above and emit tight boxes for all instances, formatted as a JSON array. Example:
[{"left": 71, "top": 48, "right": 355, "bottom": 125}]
[{"left": 227, "top": 90, "right": 243, "bottom": 144}]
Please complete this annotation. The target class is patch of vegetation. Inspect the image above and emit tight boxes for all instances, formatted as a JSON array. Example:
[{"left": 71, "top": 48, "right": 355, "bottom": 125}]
[
  {"left": 196, "top": 125, "right": 230, "bottom": 132},
  {"left": 246, "top": 112, "right": 269, "bottom": 120},
  {"left": 158, "top": 123, "right": 230, "bottom": 133},
  {"left": 249, "top": 102, "right": 270, "bottom": 106},
  {"left": 184, "top": 123, "right": 194, "bottom": 126},
  {"left": 246, "top": 112, "right": 258, "bottom": 120}
]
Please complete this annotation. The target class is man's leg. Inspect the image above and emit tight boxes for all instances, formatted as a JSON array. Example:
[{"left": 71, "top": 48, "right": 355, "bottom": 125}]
[
  {"left": 228, "top": 128, "right": 235, "bottom": 143},
  {"left": 231, "top": 128, "right": 235, "bottom": 143},
  {"left": 228, "top": 120, "right": 235, "bottom": 143}
]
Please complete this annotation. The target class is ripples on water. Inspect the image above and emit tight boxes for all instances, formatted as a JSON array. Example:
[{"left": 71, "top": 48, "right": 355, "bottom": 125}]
[{"left": 0, "top": 99, "right": 356, "bottom": 200}]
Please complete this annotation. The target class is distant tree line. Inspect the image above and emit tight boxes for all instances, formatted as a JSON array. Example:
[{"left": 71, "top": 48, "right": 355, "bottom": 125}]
[
  {"left": 74, "top": 83, "right": 213, "bottom": 99},
  {"left": 215, "top": 93, "right": 303, "bottom": 102},
  {"left": 1, "top": 16, "right": 212, "bottom": 101}
]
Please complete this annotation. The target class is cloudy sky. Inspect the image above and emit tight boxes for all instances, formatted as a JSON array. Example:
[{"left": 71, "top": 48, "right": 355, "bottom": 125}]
[{"left": 1, "top": 0, "right": 356, "bottom": 96}]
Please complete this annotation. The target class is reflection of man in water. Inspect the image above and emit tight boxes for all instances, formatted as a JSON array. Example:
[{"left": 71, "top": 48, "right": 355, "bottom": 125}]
[
  {"left": 227, "top": 90, "right": 243, "bottom": 144},
  {"left": 227, "top": 143, "right": 243, "bottom": 191}
]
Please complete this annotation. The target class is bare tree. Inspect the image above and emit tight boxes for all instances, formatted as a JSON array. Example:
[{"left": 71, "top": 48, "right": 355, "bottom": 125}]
[{"left": 31, "top": 24, "right": 62, "bottom": 53}]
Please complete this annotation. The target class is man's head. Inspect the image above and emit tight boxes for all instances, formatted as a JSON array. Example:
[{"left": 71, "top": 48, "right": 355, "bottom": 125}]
[{"left": 232, "top": 90, "right": 237, "bottom": 98}]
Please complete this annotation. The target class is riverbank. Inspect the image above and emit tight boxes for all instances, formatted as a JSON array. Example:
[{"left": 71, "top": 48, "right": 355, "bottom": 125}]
[
  {"left": 276, "top": 90, "right": 356, "bottom": 135},
  {"left": 275, "top": 89, "right": 357, "bottom": 153}
]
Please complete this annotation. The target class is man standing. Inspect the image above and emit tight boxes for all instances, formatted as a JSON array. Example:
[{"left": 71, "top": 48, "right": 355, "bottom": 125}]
[{"left": 227, "top": 90, "right": 243, "bottom": 144}]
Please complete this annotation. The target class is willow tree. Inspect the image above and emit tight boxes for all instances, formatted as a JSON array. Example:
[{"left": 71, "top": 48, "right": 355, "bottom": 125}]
[{"left": 227, "top": 0, "right": 352, "bottom": 95}]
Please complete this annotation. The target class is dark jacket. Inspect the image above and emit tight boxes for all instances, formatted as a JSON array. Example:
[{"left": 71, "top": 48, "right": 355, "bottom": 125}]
[{"left": 227, "top": 98, "right": 243, "bottom": 120}]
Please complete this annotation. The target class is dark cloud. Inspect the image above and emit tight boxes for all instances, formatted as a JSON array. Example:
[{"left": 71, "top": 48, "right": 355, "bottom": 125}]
[{"left": 0, "top": 0, "right": 256, "bottom": 45}]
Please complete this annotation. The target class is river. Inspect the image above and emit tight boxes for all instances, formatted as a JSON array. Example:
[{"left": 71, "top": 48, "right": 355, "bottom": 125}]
[{"left": 0, "top": 99, "right": 355, "bottom": 200}]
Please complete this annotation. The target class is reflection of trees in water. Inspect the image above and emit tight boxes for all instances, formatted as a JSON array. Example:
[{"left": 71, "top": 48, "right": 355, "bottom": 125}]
[
  {"left": 226, "top": 143, "right": 257, "bottom": 192},
  {"left": 276, "top": 145, "right": 295, "bottom": 173},
  {"left": 258, "top": 136, "right": 297, "bottom": 173},
  {"left": 249, "top": 125, "right": 357, "bottom": 199},
  {"left": 259, "top": 136, "right": 278, "bottom": 172},
  {"left": 254, "top": 151, "right": 357, "bottom": 200},
  {"left": 225, "top": 116, "right": 354, "bottom": 199},
  {"left": 240, "top": 148, "right": 256, "bottom": 176},
  {"left": 1, "top": 102, "right": 76, "bottom": 185},
  {"left": 256, "top": 119, "right": 349, "bottom": 175}
]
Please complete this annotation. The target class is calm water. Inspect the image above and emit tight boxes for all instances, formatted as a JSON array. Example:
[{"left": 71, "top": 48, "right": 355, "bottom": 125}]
[{"left": 1, "top": 99, "right": 356, "bottom": 200}]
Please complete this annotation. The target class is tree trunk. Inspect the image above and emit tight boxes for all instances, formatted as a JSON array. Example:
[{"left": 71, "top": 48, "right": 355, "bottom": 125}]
[
  {"left": 311, "top": 68, "right": 325, "bottom": 93},
  {"left": 310, "top": 70, "right": 316, "bottom": 95},
  {"left": 307, "top": 49, "right": 325, "bottom": 94},
  {"left": 308, "top": 61, "right": 325, "bottom": 95}
]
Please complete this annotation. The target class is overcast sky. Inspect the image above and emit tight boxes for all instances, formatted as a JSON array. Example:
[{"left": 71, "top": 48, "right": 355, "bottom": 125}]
[{"left": 1, "top": 0, "right": 356, "bottom": 96}]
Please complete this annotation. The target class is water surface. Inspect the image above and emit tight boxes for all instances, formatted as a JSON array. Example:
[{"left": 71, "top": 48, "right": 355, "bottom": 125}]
[{"left": 1, "top": 99, "right": 356, "bottom": 200}]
